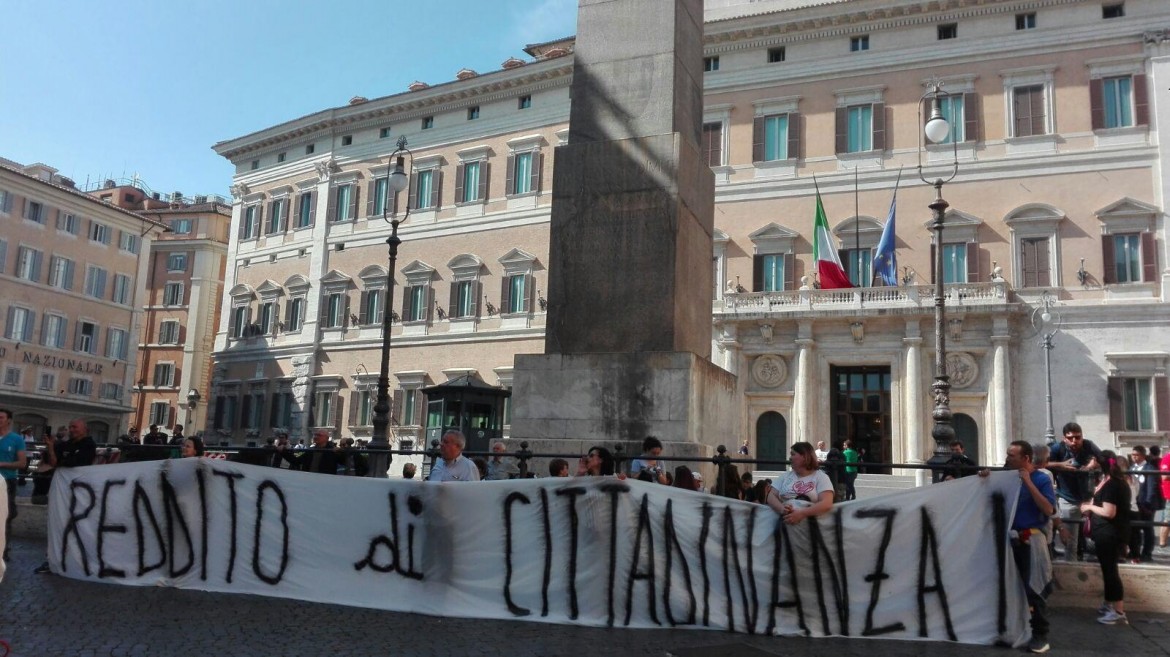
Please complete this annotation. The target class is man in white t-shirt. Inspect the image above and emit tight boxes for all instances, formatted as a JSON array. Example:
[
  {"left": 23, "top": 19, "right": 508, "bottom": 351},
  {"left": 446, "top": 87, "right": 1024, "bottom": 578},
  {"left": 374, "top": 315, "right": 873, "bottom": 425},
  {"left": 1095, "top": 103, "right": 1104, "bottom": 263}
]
[
  {"left": 814, "top": 440, "right": 829, "bottom": 462},
  {"left": 429, "top": 430, "right": 480, "bottom": 482}
]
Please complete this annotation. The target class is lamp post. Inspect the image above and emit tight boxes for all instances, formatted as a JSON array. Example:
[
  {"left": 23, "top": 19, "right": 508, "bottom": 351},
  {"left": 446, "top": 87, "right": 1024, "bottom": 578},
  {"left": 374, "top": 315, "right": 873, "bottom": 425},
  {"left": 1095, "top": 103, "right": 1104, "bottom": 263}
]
[
  {"left": 369, "top": 136, "right": 412, "bottom": 477},
  {"left": 917, "top": 82, "right": 960, "bottom": 481},
  {"left": 1031, "top": 290, "right": 1061, "bottom": 443}
]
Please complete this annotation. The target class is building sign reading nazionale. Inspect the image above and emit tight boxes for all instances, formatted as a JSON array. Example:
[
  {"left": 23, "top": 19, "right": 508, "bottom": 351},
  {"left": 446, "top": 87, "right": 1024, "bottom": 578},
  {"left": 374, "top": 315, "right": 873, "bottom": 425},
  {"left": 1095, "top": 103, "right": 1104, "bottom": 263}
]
[{"left": 0, "top": 346, "right": 105, "bottom": 375}]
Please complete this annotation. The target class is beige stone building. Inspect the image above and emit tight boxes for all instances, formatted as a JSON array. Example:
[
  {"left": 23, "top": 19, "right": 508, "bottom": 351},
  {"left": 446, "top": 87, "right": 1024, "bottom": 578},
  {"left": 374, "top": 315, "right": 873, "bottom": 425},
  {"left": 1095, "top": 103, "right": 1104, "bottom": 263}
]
[
  {"left": 0, "top": 163, "right": 166, "bottom": 440},
  {"left": 211, "top": 0, "right": 1170, "bottom": 473},
  {"left": 129, "top": 197, "right": 231, "bottom": 436}
]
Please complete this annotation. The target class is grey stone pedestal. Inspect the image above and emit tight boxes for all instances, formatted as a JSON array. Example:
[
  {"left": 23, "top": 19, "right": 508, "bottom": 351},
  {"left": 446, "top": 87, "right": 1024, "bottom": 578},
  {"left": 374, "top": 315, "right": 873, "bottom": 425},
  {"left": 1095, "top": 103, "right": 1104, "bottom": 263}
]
[{"left": 509, "top": 352, "right": 737, "bottom": 458}]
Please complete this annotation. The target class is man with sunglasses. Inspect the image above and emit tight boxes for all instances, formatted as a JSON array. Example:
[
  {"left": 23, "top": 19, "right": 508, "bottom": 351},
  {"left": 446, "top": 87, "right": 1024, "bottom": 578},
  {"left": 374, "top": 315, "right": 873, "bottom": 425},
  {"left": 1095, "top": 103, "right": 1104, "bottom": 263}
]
[{"left": 1047, "top": 422, "right": 1102, "bottom": 561}]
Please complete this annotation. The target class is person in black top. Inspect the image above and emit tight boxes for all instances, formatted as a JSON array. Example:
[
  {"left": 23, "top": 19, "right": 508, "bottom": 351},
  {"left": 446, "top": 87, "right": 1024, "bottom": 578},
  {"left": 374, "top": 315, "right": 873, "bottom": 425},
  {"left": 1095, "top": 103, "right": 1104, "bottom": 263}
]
[
  {"left": 1081, "top": 450, "right": 1130, "bottom": 624},
  {"left": 277, "top": 429, "right": 340, "bottom": 474},
  {"left": 46, "top": 419, "right": 98, "bottom": 469},
  {"left": 1129, "top": 445, "right": 1163, "bottom": 563},
  {"left": 143, "top": 424, "right": 167, "bottom": 446},
  {"left": 35, "top": 419, "right": 97, "bottom": 574},
  {"left": 944, "top": 440, "right": 977, "bottom": 480}
]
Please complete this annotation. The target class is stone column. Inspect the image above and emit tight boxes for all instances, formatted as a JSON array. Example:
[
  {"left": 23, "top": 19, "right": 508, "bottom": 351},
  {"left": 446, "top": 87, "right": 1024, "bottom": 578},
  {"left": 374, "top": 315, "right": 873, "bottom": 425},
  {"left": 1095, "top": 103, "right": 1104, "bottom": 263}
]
[
  {"left": 991, "top": 326, "right": 1012, "bottom": 466},
  {"left": 793, "top": 320, "right": 815, "bottom": 442},
  {"left": 1144, "top": 31, "right": 1170, "bottom": 299},
  {"left": 903, "top": 319, "right": 925, "bottom": 486}
]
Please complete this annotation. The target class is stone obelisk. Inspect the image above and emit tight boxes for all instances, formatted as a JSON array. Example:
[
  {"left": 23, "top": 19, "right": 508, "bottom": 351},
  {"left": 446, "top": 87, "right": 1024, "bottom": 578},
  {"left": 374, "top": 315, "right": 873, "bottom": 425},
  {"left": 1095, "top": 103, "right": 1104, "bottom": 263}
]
[{"left": 509, "top": 0, "right": 738, "bottom": 456}]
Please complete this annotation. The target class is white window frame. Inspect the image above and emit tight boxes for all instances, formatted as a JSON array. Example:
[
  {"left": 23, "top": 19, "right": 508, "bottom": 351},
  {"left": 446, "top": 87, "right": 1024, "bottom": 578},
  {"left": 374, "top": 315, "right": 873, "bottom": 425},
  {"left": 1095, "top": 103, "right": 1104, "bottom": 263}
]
[
  {"left": 112, "top": 273, "right": 131, "bottom": 305},
  {"left": 702, "top": 105, "right": 732, "bottom": 175},
  {"left": 1001, "top": 66, "right": 1057, "bottom": 150},
  {"left": 16, "top": 245, "right": 42, "bottom": 282},
  {"left": 106, "top": 327, "right": 128, "bottom": 360},
  {"left": 159, "top": 320, "right": 181, "bottom": 345},
  {"left": 48, "top": 256, "right": 74, "bottom": 291},
  {"left": 1005, "top": 204, "right": 1064, "bottom": 288},
  {"left": 5, "top": 306, "right": 34, "bottom": 341},
  {"left": 76, "top": 320, "right": 99, "bottom": 355},
  {"left": 167, "top": 252, "right": 188, "bottom": 272},
  {"left": 163, "top": 282, "right": 185, "bottom": 307},
  {"left": 149, "top": 401, "right": 171, "bottom": 427},
  {"left": 99, "top": 382, "right": 123, "bottom": 401},
  {"left": 38, "top": 372, "right": 56, "bottom": 392},
  {"left": 89, "top": 221, "right": 111, "bottom": 245},
  {"left": 57, "top": 211, "right": 79, "bottom": 235},
  {"left": 42, "top": 313, "right": 66, "bottom": 348},
  {"left": 68, "top": 377, "right": 94, "bottom": 397},
  {"left": 153, "top": 361, "right": 176, "bottom": 388},
  {"left": 84, "top": 265, "right": 108, "bottom": 299},
  {"left": 118, "top": 231, "right": 140, "bottom": 254}
]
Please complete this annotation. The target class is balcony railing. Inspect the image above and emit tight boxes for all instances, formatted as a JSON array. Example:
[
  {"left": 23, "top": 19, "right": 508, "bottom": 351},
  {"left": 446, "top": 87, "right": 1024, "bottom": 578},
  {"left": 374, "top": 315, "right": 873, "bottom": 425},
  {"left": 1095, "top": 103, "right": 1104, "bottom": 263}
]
[{"left": 717, "top": 281, "right": 1010, "bottom": 317}]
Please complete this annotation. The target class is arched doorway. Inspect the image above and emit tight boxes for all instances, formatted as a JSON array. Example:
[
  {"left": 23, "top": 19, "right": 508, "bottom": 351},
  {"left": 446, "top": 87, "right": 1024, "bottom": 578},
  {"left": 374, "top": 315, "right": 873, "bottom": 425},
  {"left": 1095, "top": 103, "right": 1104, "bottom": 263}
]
[
  {"left": 756, "top": 411, "right": 787, "bottom": 469},
  {"left": 14, "top": 413, "right": 48, "bottom": 440},
  {"left": 954, "top": 413, "right": 979, "bottom": 462}
]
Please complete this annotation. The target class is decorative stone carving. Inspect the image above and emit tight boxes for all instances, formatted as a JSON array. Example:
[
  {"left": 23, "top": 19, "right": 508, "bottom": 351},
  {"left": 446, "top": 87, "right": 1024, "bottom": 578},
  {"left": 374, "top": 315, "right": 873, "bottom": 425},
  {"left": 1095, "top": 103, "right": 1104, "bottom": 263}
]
[
  {"left": 751, "top": 354, "right": 787, "bottom": 389},
  {"left": 1144, "top": 29, "right": 1169, "bottom": 45},
  {"left": 945, "top": 351, "right": 979, "bottom": 389},
  {"left": 229, "top": 183, "right": 249, "bottom": 199},
  {"left": 759, "top": 323, "right": 773, "bottom": 344},
  {"left": 314, "top": 159, "right": 339, "bottom": 182}
]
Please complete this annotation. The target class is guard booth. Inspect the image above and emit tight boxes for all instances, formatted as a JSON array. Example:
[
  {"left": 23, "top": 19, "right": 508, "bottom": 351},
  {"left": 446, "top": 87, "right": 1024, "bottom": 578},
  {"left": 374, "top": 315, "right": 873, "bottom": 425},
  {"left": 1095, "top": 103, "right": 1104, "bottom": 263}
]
[{"left": 421, "top": 374, "right": 510, "bottom": 455}]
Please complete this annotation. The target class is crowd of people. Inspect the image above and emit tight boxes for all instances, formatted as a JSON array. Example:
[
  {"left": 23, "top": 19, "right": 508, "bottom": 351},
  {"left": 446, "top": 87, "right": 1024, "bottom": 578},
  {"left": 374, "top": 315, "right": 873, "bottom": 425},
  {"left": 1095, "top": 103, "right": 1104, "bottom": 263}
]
[{"left": 6, "top": 412, "right": 1166, "bottom": 652}]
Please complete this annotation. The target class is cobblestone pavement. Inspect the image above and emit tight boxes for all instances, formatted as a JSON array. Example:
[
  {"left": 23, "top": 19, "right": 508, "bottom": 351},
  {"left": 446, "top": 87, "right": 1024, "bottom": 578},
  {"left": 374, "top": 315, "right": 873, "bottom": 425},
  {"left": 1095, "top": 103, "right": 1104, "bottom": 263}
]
[{"left": 3, "top": 536, "right": 1170, "bottom": 657}]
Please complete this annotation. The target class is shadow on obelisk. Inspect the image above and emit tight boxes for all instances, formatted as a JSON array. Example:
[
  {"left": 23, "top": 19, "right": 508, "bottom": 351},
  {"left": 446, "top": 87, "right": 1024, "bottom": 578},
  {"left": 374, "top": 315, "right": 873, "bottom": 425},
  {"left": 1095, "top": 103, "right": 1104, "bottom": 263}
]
[{"left": 508, "top": 0, "right": 739, "bottom": 475}]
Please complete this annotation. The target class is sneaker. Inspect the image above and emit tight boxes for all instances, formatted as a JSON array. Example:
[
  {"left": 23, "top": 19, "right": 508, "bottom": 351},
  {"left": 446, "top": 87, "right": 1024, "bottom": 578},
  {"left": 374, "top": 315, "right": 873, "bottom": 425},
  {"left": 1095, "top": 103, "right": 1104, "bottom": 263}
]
[
  {"left": 1097, "top": 602, "right": 1112, "bottom": 615},
  {"left": 33, "top": 562, "right": 51, "bottom": 574},
  {"left": 1027, "top": 636, "right": 1050, "bottom": 653},
  {"left": 1098, "top": 609, "right": 1128, "bottom": 625}
]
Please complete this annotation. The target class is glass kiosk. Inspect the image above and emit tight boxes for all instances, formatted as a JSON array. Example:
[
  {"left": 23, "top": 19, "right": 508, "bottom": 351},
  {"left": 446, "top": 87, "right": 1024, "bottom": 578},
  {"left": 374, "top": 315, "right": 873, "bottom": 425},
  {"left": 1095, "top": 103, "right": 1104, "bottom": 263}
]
[{"left": 422, "top": 374, "right": 511, "bottom": 455}]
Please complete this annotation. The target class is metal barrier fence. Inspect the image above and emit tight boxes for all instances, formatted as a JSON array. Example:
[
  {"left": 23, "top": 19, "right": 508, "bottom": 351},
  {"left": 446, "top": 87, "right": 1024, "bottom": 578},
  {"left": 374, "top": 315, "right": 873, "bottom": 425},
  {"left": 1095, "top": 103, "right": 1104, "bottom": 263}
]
[{"left": 22, "top": 441, "right": 1170, "bottom": 536}]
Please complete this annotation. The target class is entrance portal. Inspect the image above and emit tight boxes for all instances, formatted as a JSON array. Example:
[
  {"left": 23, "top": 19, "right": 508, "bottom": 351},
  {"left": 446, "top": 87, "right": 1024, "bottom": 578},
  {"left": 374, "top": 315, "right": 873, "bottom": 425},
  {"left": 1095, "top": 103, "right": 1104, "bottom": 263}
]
[
  {"left": 831, "top": 366, "right": 892, "bottom": 474},
  {"left": 755, "top": 411, "right": 787, "bottom": 469}
]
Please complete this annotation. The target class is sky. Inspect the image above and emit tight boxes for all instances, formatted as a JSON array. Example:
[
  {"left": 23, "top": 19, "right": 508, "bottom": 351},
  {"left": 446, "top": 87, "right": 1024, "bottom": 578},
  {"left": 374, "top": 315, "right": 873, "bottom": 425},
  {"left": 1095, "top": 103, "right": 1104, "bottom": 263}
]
[{"left": 1, "top": 0, "right": 578, "bottom": 198}]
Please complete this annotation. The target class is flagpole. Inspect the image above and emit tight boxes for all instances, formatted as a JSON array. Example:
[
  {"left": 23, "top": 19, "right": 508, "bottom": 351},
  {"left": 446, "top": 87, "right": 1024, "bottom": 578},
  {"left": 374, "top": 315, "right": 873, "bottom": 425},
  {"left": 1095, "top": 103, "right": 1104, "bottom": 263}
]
[
  {"left": 872, "top": 167, "right": 904, "bottom": 286},
  {"left": 854, "top": 166, "right": 860, "bottom": 286}
]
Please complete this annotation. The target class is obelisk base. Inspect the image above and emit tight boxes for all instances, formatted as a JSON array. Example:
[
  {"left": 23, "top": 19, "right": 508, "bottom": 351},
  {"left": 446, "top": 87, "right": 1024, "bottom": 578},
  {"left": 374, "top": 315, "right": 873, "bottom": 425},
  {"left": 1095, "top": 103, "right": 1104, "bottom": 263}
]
[{"left": 509, "top": 352, "right": 739, "bottom": 472}]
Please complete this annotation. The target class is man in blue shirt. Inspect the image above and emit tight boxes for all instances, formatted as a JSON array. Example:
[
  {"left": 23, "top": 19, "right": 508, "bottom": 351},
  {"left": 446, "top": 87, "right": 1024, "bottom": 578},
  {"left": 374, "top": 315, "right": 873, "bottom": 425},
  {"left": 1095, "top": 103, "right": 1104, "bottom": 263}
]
[
  {"left": 1006, "top": 440, "right": 1056, "bottom": 654},
  {"left": 0, "top": 408, "right": 29, "bottom": 562}
]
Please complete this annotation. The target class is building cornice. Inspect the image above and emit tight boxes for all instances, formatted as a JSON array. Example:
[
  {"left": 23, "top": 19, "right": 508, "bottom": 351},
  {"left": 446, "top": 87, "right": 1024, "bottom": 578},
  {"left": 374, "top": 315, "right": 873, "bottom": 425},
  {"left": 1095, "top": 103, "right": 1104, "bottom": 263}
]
[
  {"left": 705, "top": 0, "right": 1082, "bottom": 48},
  {"left": 214, "top": 62, "right": 573, "bottom": 162}
]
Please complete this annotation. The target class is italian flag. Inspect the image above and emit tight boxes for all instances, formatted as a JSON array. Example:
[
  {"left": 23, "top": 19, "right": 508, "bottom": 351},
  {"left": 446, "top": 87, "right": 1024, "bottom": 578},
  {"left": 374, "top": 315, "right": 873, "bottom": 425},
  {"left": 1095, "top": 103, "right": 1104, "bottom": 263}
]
[{"left": 812, "top": 192, "right": 854, "bottom": 289}]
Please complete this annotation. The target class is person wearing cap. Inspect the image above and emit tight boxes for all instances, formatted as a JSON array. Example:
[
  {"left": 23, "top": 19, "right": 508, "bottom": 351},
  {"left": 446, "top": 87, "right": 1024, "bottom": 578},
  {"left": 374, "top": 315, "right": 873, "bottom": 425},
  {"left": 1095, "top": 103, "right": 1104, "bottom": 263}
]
[{"left": 692, "top": 470, "right": 705, "bottom": 493}]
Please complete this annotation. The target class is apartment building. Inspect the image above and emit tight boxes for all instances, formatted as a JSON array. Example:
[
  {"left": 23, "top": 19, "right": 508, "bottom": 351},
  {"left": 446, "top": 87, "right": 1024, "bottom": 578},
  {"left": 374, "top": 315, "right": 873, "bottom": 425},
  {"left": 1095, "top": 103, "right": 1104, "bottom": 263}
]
[
  {"left": 0, "top": 163, "right": 165, "bottom": 440},
  {"left": 130, "top": 199, "right": 231, "bottom": 436},
  {"left": 210, "top": 0, "right": 1170, "bottom": 471}
]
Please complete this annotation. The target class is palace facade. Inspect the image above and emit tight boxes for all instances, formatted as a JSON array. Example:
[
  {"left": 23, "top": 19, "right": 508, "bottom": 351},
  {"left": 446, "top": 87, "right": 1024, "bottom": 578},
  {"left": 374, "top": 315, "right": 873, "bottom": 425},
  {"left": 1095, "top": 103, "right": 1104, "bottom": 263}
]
[{"left": 210, "top": 0, "right": 1170, "bottom": 472}]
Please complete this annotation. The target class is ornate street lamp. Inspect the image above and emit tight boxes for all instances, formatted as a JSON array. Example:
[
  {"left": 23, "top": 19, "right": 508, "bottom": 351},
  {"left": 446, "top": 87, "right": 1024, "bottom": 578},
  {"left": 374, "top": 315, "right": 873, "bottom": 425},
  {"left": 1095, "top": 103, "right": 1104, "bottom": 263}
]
[
  {"left": 1031, "top": 290, "right": 1062, "bottom": 443},
  {"left": 369, "top": 136, "right": 412, "bottom": 477},
  {"left": 917, "top": 81, "right": 960, "bottom": 481}
]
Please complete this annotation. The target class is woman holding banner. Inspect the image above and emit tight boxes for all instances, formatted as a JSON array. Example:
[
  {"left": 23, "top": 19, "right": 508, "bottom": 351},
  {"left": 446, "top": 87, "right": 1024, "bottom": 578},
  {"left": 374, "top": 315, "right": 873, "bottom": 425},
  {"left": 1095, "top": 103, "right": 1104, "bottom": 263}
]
[{"left": 766, "top": 441, "right": 834, "bottom": 525}]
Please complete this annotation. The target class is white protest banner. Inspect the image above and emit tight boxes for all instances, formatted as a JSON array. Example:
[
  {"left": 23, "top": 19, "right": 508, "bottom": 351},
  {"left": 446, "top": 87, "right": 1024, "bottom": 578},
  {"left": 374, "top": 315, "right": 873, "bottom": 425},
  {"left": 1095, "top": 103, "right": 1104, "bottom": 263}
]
[{"left": 47, "top": 460, "right": 1029, "bottom": 645}]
